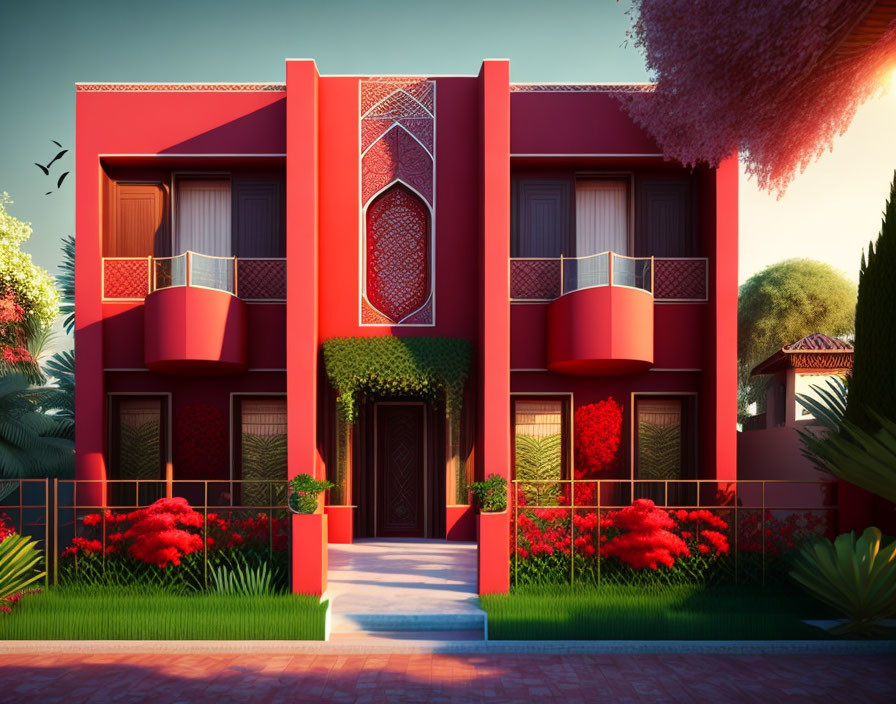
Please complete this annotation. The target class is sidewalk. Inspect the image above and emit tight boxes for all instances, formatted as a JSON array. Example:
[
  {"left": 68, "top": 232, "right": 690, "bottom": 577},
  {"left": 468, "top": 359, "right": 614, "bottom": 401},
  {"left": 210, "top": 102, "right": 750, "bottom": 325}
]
[{"left": 1, "top": 650, "right": 893, "bottom": 703}]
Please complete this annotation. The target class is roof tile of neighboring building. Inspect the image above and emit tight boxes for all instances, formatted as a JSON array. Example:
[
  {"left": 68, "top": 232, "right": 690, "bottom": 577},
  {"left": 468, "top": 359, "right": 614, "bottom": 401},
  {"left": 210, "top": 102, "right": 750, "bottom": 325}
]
[{"left": 751, "top": 333, "right": 854, "bottom": 376}]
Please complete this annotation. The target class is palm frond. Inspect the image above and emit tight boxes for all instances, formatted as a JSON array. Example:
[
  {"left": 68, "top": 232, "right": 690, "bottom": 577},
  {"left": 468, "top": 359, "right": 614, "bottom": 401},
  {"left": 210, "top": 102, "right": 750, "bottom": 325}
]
[{"left": 58, "top": 235, "right": 75, "bottom": 335}]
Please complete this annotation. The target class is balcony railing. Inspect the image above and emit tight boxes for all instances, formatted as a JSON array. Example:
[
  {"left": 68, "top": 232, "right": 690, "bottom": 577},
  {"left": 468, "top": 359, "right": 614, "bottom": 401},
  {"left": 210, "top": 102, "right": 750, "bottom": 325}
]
[
  {"left": 511, "top": 255, "right": 708, "bottom": 302},
  {"left": 103, "top": 252, "right": 286, "bottom": 302}
]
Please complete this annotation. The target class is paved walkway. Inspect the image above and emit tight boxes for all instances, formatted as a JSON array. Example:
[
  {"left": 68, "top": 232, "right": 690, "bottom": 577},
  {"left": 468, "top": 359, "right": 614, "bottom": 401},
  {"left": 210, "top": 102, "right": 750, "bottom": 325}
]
[
  {"left": 1, "top": 652, "right": 893, "bottom": 702},
  {"left": 327, "top": 539, "right": 484, "bottom": 635}
]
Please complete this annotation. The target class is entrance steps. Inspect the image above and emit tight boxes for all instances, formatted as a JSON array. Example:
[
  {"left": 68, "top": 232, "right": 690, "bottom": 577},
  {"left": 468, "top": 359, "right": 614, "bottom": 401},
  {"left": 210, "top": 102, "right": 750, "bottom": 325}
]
[
  {"left": 325, "top": 539, "right": 486, "bottom": 642},
  {"left": 329, "top": 611, "right": 487, "bottom": 641}
]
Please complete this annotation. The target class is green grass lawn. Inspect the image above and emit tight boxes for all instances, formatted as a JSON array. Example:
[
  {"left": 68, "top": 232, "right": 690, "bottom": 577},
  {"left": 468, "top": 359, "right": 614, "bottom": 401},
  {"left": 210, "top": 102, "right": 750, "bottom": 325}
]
[
  {"left": 480, "top": 584, "right": 835, "bottom": 640},
  {"left": 0, "top": 586, "right": 328, "bottom": 640}
]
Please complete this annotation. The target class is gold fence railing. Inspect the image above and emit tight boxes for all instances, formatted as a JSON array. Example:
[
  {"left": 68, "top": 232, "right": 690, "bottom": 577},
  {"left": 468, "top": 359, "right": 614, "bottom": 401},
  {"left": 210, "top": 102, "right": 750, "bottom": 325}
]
[
  {"left": 0, "top": 479, "right": 290, "bottom": 587},
  {"left": 511, "top": 479, "right": 838, "bottom": 587}
]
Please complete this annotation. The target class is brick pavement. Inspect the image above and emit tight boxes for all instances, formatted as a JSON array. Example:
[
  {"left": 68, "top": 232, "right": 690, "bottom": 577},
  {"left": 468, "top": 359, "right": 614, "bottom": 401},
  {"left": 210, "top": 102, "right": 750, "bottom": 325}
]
[{"left": 0, "top": 652, "right": 893, "bottom": 703}]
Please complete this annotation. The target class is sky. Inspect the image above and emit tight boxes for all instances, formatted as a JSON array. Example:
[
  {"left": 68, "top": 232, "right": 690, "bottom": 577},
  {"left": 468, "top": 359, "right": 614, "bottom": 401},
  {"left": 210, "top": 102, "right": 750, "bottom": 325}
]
[{"left": 1, "top": 0, "right": 894, "bottom": 344}]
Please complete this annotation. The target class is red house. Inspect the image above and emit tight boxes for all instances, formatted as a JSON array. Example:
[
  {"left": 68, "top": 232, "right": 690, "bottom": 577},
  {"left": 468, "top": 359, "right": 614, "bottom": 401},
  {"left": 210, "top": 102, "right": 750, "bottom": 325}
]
[{"left": 74, "top": 60, "right": 737, "bottom": 596}]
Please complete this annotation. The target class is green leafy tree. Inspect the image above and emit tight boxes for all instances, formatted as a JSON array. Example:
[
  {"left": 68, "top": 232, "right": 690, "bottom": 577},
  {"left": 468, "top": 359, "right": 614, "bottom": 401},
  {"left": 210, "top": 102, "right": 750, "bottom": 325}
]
[
  {"left": 0, "top": 194, "right": 59, "bottom": 329},
  {"left": 738, "top": 259, "right": 856, "bottom": 416},
  {"left": 0, "top": 374, "right": 74, "bottom": 500},
  {"left": 846, "top": 172, "right": 896, "bottom": 430}
]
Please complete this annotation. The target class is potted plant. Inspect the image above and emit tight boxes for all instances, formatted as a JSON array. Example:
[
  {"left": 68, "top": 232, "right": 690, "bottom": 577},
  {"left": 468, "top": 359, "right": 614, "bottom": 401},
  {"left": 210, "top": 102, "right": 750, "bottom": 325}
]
[
  {"left": 470, "top": 473, "right": 507, "bottom": 513},
  {"left": 288, "top": 474, "right": 334, "bottom": 596},
  {"left": 471, "top": 473, "right": 510, "bottom": 593},
  {"left": 288, "top": 473, "right": 334, "bottom": 514}
]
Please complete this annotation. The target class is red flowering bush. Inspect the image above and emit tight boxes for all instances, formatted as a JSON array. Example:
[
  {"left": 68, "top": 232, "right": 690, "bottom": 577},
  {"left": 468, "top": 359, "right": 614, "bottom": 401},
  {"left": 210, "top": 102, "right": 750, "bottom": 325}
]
[
  {"left": 738, "top": 510, "right": 828, "bottom": 557},
  {"left": 0, "top": 513, "right": 15, "bottom": 544},
  {"left": 123, "top": 498, "right": 205, "bottom": 568},
  {"left": 60, "top": 497, "right": 290, "bottom": 591},
  {"left": 0, "top": 291, "right": 35, "bottom": 373},
  {"left": 601, "top": 499, "right": 690, "bottom": 570},
  {"left": 573, "top": 399, "right": 622, "bottom": 478},
  {"left": 513, "top": 495, "right": 734, "bottom": 585}
]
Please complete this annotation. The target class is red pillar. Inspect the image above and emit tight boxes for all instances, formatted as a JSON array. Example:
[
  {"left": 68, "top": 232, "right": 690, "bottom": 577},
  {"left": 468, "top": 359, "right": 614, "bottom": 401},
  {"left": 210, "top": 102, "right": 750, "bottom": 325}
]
[
  {"left": 286, "top": 60, "right": 326, "bottom": 596},
  {"left": 704, "top": 156, "right": 738, "bottom": 486},
  {"left": 477, "top": 60, "right": 511, "bottom": 594},
  {"left": 74, "top": 92, "right": 106, "bottom": 508}
]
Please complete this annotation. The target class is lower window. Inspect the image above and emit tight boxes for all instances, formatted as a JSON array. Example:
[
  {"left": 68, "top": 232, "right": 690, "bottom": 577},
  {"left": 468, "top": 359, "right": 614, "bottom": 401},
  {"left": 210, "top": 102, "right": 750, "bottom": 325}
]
[
  {"left": 233, "top": 396, "right": 287, "bottom": 507},
  {"left": 512, "top": 397, "right": 569, "bottom": 504},
  {"left": 634, "top": 396, "right": 696, "bottom": 506},
  {"left": 108, "top": 395, "right": 168, "bottom": 505}
]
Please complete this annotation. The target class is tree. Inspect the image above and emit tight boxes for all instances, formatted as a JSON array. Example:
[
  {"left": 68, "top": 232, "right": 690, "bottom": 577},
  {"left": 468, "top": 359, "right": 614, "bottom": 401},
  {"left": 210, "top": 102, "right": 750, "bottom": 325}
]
[
  {"left": 738, "top": 259, "right": 856, "bottom": 414},
  {"left": 845, "top": 172, "right": 896, "bottom": 430},
  {"left": 621, "top": 1, "right": 896, "bottom": 194},
  {"left": 0, "top": 374, "right": 74, "bottom": 501},
  {"left": 0, "top": 194, "right": 59, "bottom": 330}
]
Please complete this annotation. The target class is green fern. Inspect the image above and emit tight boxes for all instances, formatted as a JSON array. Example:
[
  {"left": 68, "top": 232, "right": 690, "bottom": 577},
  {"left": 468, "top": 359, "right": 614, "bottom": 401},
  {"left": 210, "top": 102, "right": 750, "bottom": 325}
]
[
  {"left": 211, "top": 562, "right": 275, "bottom": 596},
  {"left": 119, "top": 422, "right": 162, "bottom": 480},
  {"left": 637, "top": 422, "right": 681, "bottom": 480},
  {"left": 241, "top": 433, "right": 288, "bottom": 506},
  {"left": 515, "top": 434, "right": 562, "bottom": 504}
]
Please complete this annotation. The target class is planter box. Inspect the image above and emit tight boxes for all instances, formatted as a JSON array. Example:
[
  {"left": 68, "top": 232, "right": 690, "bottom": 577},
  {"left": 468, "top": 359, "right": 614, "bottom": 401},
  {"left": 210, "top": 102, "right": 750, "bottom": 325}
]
[
  {"left": 291, "top": 512, "right": 328, "bottom": 596},
  {"left": 478, "top": 510, "right": 510, "bottom": 594},
  {"left": 325, "top": 505, "right": 354, "bottom": 544}
]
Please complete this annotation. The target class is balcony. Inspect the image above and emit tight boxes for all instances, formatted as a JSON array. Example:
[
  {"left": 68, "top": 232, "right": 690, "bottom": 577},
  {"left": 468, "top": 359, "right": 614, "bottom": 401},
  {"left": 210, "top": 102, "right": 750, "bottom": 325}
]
[
  {"left": 103, "top": 252, "right": 284, "bottom": 374},
  {"left": 543, "top": 252, "right": 654, "bottom": 375}
]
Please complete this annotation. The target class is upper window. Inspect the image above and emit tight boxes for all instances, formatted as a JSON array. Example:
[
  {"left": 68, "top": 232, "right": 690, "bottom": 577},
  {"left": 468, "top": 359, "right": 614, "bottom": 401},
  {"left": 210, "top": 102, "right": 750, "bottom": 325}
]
[
  {"left": 174, "top": 177, "right": 232, "bottom": 257},
  {"left": 575, "top": 179, "right": 629, "bottom": 257},
  {"left": 105, "top": 170, "right": 284, "bottom": 260},
  {"left": 511, "top": 173, "right": 695, "bottom": 259}
]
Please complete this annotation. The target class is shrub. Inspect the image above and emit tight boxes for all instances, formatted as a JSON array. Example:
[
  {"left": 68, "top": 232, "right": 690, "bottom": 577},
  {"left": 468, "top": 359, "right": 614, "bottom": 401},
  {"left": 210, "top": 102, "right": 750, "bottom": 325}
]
[
  {"left": 288, "top": 474, "right": 334, "bottom": 514},
  {"left": 573, "top": 399, "right": 623, "bottom": 478},
  {"left": 58, "top": 499, "right": 290, "bottom": 593},
  {"left": 790, "top": 527, "right": 896, "bottom": 636},
  {"left": 470, "top": 474, "right": 507, "bottom": 513},
  {"left": 1, "top": 533, "right": 45, "bottom": 613}
]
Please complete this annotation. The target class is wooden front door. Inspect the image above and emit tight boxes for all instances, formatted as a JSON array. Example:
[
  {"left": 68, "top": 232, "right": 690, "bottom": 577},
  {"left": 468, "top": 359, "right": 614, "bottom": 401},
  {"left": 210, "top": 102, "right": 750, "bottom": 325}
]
[{"left": 376, "top": 403, "right": 426, "bottom": 537}]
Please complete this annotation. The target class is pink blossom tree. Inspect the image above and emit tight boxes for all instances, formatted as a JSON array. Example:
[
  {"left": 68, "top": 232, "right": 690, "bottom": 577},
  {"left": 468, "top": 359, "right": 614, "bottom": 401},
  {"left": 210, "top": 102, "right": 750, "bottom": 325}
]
[{"left": 620, "top": 1, "right": 896, "bottom": 194}]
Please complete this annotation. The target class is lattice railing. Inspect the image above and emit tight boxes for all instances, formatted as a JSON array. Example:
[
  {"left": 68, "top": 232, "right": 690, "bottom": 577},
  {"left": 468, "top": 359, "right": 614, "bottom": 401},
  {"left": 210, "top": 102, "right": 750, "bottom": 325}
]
[
  {"left": 510, "top": 259, "right": 562, "bottom": 300},
  {"left": 238, "top": 259, "right": 287, "bottom": 300},
  {"left": 654, "top": 258, "right": 708, "bottom": 301},
  {"left": 103, "top": 258, "right": 151, "bottom": 300},
  {"left": 510, "top": 256, "right": 708, "bottom": 302},
  {"left": 102, "top": 255, "right": 286, "bottom": 301}
]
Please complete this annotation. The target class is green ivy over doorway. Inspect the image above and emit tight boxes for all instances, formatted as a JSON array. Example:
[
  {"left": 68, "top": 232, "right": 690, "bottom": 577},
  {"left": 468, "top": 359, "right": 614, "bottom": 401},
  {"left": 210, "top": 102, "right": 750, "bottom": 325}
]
[{"left": 321, "top": 337, "right": 472, "bottom": 423}]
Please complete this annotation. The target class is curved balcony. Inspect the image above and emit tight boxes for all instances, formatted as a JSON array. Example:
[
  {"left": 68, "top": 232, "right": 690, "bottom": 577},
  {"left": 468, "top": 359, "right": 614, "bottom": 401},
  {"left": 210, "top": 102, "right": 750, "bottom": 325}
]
[
  {"left": 143, "top": 252, "right": 248, "bottom": 374},
  {"left": 545, "top": 252, "right": 654, "bottom": 375}
]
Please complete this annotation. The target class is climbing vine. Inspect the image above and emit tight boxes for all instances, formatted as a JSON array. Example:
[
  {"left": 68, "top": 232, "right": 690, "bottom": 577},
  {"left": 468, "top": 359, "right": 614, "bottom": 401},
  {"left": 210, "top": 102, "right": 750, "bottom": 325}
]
[{"left": 321, "top": 337, "right": 472, "bottom": 424}]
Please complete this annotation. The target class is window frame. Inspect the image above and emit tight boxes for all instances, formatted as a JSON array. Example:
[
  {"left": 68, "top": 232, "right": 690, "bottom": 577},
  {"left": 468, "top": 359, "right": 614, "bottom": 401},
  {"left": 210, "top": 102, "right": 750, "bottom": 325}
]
[
  {"left": 105, "top": 391, "right": 174, "bottom": 486},
  {"left": 573, "top": 172, "right": 634, "bottom": 257},
  {"left": 510, "top": 393, "right": 573, "bottom": 482}
]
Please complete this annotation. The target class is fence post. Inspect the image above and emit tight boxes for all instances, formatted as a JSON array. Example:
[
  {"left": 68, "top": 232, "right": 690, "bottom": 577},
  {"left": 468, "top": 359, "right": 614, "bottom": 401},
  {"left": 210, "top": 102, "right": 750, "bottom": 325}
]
[
  {"left": 51, "top": 478, "right": 59, "bottom": 586},
  {"left": 570, "top": 479, "right": 575, "bottom": 586},
  {"left": 203, "top": 481, "right": 208, "bottom": 590},
  {"left": 761, "top": 482, "right": 766, "bottom": 587}
]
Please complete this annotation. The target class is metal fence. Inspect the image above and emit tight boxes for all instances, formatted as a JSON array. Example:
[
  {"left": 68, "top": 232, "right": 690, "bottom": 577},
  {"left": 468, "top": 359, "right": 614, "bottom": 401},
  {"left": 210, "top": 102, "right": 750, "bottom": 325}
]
[
  {"left": 0, "top": 479, "right": 289, "bottom": 588},
  {"left": 511, "top": 479, "right": 838, "bottom": 588}
]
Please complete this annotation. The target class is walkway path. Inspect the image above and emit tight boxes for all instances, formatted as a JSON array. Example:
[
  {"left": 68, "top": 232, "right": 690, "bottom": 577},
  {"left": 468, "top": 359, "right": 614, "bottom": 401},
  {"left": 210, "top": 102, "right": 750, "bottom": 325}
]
[
  {"left": 1, "top": 652, "right": 892, "bottom": 702},
  {"left": 326, "top": 539, "right": 485, "bottom": 638}
]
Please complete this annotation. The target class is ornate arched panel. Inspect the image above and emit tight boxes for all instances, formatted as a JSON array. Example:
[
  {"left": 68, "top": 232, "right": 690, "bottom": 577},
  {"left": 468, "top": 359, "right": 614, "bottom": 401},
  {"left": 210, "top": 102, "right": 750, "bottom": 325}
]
[
  {"left": 365, "top": 184, "right": 431, "bottom": 323},
  {"left": 360, "top": 78, "right": 435, "bottom": 325}
]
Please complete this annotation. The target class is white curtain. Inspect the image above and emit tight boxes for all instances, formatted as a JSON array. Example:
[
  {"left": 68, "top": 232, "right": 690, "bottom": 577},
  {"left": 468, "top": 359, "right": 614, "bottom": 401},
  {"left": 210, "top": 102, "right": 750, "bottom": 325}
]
[
  {"left": 175, "top": 179, "right": 231, "bottom": 256},
  {"left": 575, "top": 180, "right": 628, "bottom": 256}
]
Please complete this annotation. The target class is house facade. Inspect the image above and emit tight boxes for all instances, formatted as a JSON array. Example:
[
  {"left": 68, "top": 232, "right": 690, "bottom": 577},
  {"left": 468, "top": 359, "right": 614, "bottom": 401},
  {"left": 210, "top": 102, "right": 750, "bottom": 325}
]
[{"left": 74, "top": 60, "right": 738, "bottom": 595}]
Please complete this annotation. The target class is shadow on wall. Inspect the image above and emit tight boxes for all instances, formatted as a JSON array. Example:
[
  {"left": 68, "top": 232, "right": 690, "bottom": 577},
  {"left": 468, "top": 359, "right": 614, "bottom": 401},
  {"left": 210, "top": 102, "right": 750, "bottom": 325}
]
[{"left": 160, "top": 100, "right": 286, "bottom": 155}]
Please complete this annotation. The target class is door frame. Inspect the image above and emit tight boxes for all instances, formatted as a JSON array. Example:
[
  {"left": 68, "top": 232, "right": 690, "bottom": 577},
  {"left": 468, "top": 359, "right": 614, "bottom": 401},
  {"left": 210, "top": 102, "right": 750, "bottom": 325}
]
[{"left": 373, "top": 401, "right": 429, "bottom": 538}]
